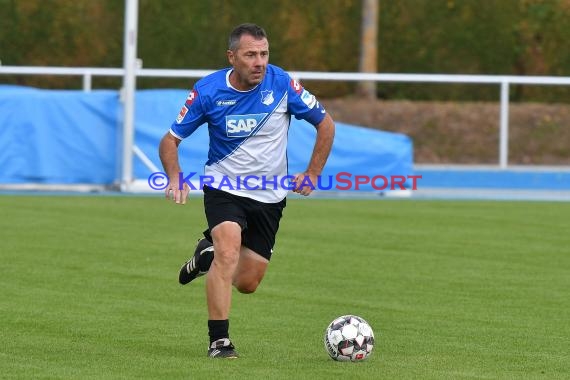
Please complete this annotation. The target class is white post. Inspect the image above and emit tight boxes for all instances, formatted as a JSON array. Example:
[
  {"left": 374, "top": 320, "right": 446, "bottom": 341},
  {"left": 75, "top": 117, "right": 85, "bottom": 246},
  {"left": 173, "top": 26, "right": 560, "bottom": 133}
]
[
  {"left": 83, "top": 71, "right": 92, "bottom": 92},
  {"left": 120, "top": 0, "right": 139, "bottom": 190},
  {"left": 499, "top": 81, "right": 509, "bottom": 169}
]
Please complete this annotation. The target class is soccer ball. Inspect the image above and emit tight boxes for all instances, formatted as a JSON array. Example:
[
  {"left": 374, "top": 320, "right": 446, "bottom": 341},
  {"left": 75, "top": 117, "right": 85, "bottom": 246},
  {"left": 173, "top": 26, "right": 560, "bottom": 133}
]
[{"left": 324, "top": 315, "right": 375, "bottom": 361}]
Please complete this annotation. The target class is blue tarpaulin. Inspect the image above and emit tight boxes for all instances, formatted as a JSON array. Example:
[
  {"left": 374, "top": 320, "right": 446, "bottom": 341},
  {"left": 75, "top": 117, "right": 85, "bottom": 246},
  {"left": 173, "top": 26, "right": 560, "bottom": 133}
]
[{"left": 0, "top": 86, "right": 413, "bottom": 191}]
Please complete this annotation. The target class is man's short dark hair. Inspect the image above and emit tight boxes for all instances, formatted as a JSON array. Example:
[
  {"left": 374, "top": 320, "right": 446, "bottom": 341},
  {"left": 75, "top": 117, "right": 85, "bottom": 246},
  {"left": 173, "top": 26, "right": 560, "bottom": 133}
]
[{"left": 228, "top": 23, "right": 267, "bottom": 51}]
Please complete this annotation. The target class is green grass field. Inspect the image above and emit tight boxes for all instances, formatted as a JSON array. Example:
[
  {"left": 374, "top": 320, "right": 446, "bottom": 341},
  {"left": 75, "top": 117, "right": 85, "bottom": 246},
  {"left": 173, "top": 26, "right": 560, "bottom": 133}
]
[{"left": 1, "top": 195, "right": 568, "bottom": 379}]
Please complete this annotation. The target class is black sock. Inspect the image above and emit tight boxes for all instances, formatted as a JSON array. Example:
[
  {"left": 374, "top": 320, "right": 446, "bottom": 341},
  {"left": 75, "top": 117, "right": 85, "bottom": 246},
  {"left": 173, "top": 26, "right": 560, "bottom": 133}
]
[{"left": 208, "top": 319, "right": 229, "bottom": 343}]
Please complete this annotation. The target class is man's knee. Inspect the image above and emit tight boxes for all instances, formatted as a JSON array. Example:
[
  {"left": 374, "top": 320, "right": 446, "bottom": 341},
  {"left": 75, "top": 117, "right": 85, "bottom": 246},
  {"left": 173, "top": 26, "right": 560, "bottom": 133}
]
[
  {"left": 213, "top": 247, "right": 240, "bottom": 266},
  {"left": 210, "top": 221, "right": 242, "bottom": 268},
  {"left": 234, "top": 278, "right": 260, "bottom": 294}
]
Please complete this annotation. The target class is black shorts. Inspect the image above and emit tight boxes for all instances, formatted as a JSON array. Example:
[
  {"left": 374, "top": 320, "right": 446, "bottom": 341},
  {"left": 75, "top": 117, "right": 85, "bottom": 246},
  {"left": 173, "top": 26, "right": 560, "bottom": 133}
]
[{"left": 202, "top": 185, "right": 286, "bottom": 261}]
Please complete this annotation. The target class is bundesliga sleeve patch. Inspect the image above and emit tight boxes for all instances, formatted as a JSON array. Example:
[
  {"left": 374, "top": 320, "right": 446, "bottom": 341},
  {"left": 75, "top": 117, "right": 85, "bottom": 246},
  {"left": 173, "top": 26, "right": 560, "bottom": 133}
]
[
  {"left": 301, "top": 89, "right": 318, "bottom": 109},
  {"left": 176, "top": 105, "right": 188, "bottom": 124}
]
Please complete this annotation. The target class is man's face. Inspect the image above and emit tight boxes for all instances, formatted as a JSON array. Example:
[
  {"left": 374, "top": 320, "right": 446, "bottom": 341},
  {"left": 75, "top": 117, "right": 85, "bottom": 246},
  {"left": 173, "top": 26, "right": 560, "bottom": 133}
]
[{"left": 227, "top": 34, "right": 269, "bottom": 90}]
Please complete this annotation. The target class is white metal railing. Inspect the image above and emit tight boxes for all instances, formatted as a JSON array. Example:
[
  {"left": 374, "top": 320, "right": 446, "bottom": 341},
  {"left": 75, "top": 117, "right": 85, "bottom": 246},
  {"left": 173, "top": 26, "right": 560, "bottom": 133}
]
[{"left": 2, "top": 65, "right": 570, "bottom": 168}]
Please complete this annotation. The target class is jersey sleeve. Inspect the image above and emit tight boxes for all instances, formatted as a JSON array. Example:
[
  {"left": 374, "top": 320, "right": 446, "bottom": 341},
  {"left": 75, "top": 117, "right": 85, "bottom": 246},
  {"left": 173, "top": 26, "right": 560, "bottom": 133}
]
[
  {"left": 286, "top": 77, "right": 327, "bottom": 126},
  {"left": 169, "top": 88, "right": 207, "bottom": 139}
]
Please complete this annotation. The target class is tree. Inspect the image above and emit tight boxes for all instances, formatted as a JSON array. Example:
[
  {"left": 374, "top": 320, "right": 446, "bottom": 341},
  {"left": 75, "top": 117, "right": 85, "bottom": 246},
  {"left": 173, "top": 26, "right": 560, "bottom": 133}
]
[{"left": 357, "top": 0, "right": 379, "bottom": 99}]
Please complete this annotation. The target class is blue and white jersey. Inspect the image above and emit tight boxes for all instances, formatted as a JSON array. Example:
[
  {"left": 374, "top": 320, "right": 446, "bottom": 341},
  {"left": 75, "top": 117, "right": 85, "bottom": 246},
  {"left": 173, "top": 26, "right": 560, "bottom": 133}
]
[{"left": 169, "top": 64, "right": 326, "bottom": 203}]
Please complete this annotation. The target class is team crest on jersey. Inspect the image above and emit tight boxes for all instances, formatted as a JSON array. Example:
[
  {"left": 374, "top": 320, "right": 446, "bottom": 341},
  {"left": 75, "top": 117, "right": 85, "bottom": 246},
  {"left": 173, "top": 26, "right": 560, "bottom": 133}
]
[
  {"left": 290, "top": 79, "right": 303, "bottom": 94},
  {"left": 185, "top": 89, "right": 198, "bottom": 106},
  {"left": 176, "top": 105, "right": 188, "bottom": 124},
  {"left": 261, "top": 90, "right": 274, "bottom": 105},
  {"left": 226, "top": 113, "right": 268, "bottom": 138}
]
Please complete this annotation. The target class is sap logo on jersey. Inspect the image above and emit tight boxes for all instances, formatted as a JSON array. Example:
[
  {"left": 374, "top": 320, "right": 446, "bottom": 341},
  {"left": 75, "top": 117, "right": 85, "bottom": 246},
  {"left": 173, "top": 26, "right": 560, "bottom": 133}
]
[{"left": 226, "top": 113, "right": 268, "bottom": 137}]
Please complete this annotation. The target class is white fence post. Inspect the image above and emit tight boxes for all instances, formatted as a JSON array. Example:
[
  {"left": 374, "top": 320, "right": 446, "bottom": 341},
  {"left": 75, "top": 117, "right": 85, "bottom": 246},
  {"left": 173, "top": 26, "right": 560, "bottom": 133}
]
[
  {"left": 82, "top": 71, "right": 92, "bottom": 92},
  {"left": 499, "top": 81, "right": 510, "bottom": 169},
  {"left": 120, "top": 0, "right": 139, "bottom": 190}
]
